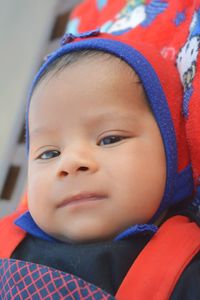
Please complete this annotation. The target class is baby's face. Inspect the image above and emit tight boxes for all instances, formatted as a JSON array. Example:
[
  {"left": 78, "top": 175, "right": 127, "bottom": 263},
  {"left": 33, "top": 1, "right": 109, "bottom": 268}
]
[{"left": 28, "top": 56, "right": 166, "bottom": 243}]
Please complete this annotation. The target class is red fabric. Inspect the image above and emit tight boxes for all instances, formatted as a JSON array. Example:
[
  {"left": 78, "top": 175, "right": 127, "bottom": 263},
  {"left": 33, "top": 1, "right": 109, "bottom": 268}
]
[
  {"left": 0, "top": 203, "right": 27, "bottom": 258},
  {"left": 69, "top": 0, "right": 195, "bottom": 53},
  {"left": 116, "top": 216, "right": 200, "bottom": 300}
]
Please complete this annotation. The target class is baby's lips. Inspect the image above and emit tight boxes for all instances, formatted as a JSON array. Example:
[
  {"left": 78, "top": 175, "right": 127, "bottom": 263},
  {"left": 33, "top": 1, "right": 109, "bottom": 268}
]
[{"left": 57, "top": 191, "right": 107, "bottom": 208}]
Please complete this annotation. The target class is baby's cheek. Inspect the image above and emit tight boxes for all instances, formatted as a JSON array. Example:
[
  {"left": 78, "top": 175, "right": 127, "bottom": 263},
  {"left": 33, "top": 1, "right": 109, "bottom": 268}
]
[{"left": 28, "top": 174, "right": 47, "bottom": 213}]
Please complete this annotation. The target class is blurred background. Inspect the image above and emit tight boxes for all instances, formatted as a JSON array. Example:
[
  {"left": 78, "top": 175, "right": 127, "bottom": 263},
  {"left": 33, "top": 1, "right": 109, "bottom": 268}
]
[{"left": 0, "top": 0, "right": 81, "bottom": 217}]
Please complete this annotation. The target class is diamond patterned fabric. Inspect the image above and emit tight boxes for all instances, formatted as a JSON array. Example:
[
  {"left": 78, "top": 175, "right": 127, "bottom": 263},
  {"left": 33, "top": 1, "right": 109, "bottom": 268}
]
[{"left": 0, "top": 258, "right": 115, "bottom": 299}]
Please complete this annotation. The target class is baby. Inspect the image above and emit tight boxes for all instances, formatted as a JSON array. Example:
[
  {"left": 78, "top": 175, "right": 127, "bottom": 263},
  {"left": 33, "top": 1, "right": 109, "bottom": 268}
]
[
  {"left": 1, "top": 30, "right": 199, "bottom": 298},
  {"left": 27, "top": 45, "right": 166, "bottom": 244}
]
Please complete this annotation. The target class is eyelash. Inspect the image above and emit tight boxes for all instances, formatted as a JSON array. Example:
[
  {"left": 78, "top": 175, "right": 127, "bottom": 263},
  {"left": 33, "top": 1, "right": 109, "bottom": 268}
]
[
  {"left": 36, "top": 135, "right": 128, "bottom": 160},
  {"left": 98, "top": 135, "right": 127, "bottom": 146}
]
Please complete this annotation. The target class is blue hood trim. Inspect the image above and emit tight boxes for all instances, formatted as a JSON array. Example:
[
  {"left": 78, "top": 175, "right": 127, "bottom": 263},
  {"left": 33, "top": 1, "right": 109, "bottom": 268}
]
[
  {"left": 15, "top": 211, "right": 58, "bottom": 242},
  {"left": 15, "top": 211, "right": 158, "bottom": 242}
]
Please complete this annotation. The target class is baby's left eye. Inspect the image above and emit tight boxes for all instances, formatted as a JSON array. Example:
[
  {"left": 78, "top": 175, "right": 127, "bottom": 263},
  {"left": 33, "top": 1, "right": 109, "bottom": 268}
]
[
  {"left": 37, "top": 150, "right": 60, "bottom": 160},
  {"left": 98, "top": 135, "right": 127, "bottom": 146}
]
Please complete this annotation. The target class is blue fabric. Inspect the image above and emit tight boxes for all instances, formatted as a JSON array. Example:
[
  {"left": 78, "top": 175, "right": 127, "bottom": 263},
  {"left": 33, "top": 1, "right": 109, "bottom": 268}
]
[
  {"left": 14, "top": 211, "right": 58, "bottom": 242},
  {"left": 190, "top": 185, "right": 200, "bottom": 210},
  {"left": 183, "top": 86, "right": 193, "bottom": 118},
  {"left": 14, "top": 211, "right": 157, "bottom": 242},
  {"left": 172, "top": 165, "right": 194, "bottom": 203},
  {"left": 141, "top": 0, "right": 168, "bottom": 27},
  {"left": 97, "top": 0, "right": 108, "bottom": 11},
  {"left": 114, "top": 224, "right": 157, "bottom": 241},
  {"left": 173, "top": 11, "right": 186, "bottom": 26},
  {"left": 66, "top": 18, "right": 80, "bottom": 35}
]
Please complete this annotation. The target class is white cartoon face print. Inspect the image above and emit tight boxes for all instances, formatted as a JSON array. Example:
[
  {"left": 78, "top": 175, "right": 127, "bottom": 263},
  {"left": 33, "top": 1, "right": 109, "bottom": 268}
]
[
  {"left": 175, "top": 9, "right": 200, "bottom": 117},
  {"left": 176, "top": 36, "right": 200, "bottom": 91},
  {"left": 102, "top": 4, "right": 146, "bottom": 34},
  {"left": 101, "top": 0, "right": 168, "bottom": 35}
]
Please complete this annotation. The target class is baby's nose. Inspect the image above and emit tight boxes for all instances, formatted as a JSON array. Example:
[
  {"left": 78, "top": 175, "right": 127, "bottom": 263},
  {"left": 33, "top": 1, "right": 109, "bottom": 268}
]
[{"left": 56, "top": 151, "right": 99, "bottom": 177}]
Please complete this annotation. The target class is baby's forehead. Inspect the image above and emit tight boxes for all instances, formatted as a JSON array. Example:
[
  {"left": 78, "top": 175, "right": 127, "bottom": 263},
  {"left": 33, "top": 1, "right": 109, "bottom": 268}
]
[
  {"left": 34, "top": 50, "right": 141, "bottom": 95},
  {"left": 76, "top": 51, "right": 141, "bottom": 84},
  {"left": 29, "top": 55, "right": 149, "bottom": 130},
  {"left": 30, "top": 52, "right": 143, "bottom": 104}
]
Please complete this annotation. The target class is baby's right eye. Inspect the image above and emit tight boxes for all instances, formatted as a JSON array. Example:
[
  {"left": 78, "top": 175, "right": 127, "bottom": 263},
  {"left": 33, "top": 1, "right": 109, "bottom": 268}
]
[{"left": 37, "top": 150, "right": 60, "bottom": 160}]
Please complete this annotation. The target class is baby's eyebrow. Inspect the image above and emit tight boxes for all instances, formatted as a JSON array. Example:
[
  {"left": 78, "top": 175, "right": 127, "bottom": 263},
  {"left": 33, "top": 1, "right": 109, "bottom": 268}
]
[
  {"left": 85, "top": 111, "right": 140, "bottom": 125},
  {"left": 29, "top": 112, "right": 140, "bottom": 139}
]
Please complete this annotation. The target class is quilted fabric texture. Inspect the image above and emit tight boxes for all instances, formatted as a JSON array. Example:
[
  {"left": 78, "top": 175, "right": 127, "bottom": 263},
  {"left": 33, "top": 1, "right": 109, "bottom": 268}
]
[{"left": 0, "top": 259, "right": 115, "bottom": 299}]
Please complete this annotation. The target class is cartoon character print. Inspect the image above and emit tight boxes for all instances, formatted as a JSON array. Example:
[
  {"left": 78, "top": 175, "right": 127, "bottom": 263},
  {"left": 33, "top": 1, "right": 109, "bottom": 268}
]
[
  {"left": 66, "top": 18, "right": 80, "bottom": 35},
  {"left": 101, "top": 0, "right": 168, "bottom": 35},
  {"left": 176, "top": 9, "right": 200, "bottom": 117},
  {"left": 97, "top": 0, "right": 108, "bottom": 11}
]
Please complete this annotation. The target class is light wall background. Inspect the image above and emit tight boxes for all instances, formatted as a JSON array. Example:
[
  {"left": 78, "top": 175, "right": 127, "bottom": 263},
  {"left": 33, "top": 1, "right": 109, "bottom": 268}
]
[{"left": 0, "top": 0, "right": 80, "bottom": 217}]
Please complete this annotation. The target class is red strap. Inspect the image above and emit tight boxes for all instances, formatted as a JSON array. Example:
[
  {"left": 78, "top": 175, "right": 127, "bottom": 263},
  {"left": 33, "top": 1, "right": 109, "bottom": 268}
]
[
  {"left": 116, "top": 215, "right": 200, "bottom": 300},
  {"left": 0, "top": 205, "right": 27, "bottom": 258}
]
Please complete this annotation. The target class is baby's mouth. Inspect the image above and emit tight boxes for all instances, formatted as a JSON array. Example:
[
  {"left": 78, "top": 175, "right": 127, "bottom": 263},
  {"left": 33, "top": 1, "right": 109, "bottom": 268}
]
[{"left": 57, "top": 192, "right": 107, "bottom": 208}]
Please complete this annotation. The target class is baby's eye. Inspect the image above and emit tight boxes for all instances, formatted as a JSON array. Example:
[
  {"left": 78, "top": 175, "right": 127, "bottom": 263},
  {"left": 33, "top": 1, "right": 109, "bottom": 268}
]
[
  {"left": 98, "top": 135, "right": 127, "bottom": 146},
  {"left": 37, "top": 150, "right": 60, "bottom": 160}
]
